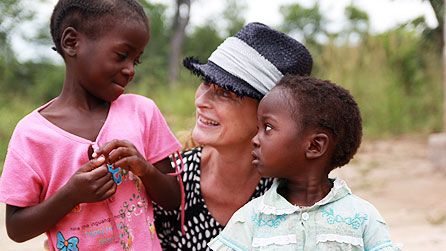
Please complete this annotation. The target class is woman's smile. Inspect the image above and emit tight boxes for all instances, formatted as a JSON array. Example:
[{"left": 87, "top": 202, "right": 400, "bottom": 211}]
[{"left": 197, "top": 114, "right": 220, "bottom": 127}]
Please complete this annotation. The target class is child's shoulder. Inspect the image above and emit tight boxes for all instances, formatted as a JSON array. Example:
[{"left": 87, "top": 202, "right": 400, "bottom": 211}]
[
  {"left": 333, "top": 189, "right": 385, "bottom": 221},
  {"left": 115, "top": 93, "right": 156, "bottom": 106},
  {"left": 113, "top": 94, "right": 162, "bottom": 115},
  {"left": 12, "top": 108, "right": 43, "bottom": 136}
]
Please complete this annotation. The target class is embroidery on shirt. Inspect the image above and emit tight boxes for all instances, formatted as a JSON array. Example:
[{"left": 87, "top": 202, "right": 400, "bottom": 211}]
[
  {"left": 321, "top": 207, "right": 368, "bottom": 229},
  {"left": 117, "top": 193, "right": 148, "bottom": 250},
  {"left": 56, "top": 231, "right": 79, "bottom": 251},
  {"left": 117, "top": 223, "right": 134, "bottom": 250},
  {"left": 252, "top": 213, "right": 286, "bottom": 228}
]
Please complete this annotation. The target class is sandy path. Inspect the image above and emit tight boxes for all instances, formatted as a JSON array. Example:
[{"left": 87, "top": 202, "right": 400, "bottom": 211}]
[
  {"left": 331, "top": 136, "right": 446, "bottom": 250},
  {"left": 1, "top": 136, "right": 445, "bottom": 250}
]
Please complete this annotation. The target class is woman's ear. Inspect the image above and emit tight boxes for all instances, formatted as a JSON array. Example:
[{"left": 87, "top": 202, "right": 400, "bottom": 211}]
[
  {"left": 305, "top": 133, "right": 330, "bottom": 159},
  {"left": 61, "top": 27, "right": 79, "bottom": 57}
]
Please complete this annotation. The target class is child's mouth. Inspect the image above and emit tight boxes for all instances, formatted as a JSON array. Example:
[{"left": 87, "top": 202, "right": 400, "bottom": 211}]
[{"left": 251, "top": 151, "right": 260, "bottom": 165}]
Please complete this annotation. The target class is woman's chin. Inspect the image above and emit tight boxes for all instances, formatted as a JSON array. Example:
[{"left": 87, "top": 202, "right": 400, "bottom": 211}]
[{"left": 191, "top": 129, "right": 212, "bottom": 146}]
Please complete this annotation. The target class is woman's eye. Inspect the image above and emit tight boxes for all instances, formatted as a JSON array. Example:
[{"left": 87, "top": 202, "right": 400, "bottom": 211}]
[
  {"left": 221, "top": 90, "right": 232, "bottom": 98},
  {"left": 215, "top": 87, "right": 234, "bottom": 99}
]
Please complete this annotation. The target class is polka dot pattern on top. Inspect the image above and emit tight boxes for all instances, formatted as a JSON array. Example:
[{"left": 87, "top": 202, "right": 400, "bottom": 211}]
[{"left": 153, "top": 147, "right": 273, "bottom": 250}]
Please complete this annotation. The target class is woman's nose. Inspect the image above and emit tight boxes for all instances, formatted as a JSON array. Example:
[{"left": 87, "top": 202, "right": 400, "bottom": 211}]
[{"left": 195, "top": 83, "right": 212, "bottom": 108}]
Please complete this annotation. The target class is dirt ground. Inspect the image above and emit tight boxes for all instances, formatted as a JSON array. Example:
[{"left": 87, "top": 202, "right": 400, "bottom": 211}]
[{"left": 1, "top": 136, "right": 445, "bottom": 250}]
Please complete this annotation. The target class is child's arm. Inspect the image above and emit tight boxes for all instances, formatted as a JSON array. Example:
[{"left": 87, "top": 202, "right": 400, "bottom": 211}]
[
  {"left": 363, "top": 207, "right": 400, "bottom": 250},
  {"left": 5, "top": 157, "right": 116, "bottom": 242},
  {"left": 95, "top": 139, "right": 181, "bottom": 210}
]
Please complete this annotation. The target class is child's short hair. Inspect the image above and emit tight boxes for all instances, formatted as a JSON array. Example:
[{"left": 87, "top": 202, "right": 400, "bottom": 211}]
[
  {"left": 276, "top": 75, "right": 362, "bottom": 168},
  {"left": 50, "top": 0, "right": 149, "bottom": 56}
]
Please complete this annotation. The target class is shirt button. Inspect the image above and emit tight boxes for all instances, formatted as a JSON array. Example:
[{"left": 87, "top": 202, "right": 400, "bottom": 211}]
[{"left": 302, "top": 212, "right": 309, "bottom": 221}]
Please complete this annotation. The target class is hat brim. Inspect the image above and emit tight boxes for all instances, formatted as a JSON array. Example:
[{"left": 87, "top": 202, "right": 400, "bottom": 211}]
[{"left": 183, "top": 57, "right": 263, "bottom": 100}]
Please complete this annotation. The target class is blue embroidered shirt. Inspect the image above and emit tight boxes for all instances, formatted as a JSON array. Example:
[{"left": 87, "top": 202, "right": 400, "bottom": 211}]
[{"left": 208, "top": 178, "right": 400, "bottom": 251}]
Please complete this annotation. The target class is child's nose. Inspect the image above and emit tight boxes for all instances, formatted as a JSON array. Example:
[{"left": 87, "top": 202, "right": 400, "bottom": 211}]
[
  {"left": 252, "top": 133, "right": 260, "bottom": 147},
  {"left": 122, "top": 64, "right": 135, "bottom": 82}
]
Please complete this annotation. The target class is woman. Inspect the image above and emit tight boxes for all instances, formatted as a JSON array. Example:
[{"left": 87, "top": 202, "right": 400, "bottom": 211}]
[{"left": 154, "top": 22, "right": 313, "bottom": 250}]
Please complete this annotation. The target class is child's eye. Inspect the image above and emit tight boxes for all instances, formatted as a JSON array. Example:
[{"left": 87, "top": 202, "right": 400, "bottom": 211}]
[
  {"left": 117, "top": 52, "right": 128, "bottom": 61},
  {"left": 134, "top": 58, "right": 142, "bottom": 66},
  {"left": 265, "top": 124, "right": 273, "bottom": 132}
]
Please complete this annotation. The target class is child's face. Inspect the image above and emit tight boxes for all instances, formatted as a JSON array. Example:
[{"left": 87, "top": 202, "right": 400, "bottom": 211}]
[
  {"left": 252, "top": 88, "right": 306, "bottom": 177},
  {"left": 74, "top": 20, "right": 150, "bottom": 102}
]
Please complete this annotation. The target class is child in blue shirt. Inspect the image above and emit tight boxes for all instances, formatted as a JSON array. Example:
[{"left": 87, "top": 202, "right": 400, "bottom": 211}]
[{"left": 209, "top": 75, "right": 400, "bottom": 251}]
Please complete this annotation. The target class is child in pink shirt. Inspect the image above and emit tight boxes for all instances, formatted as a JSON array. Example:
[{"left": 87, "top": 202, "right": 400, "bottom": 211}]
[{"left": 0, "top": 1, "right": 181, "bottom": 250}]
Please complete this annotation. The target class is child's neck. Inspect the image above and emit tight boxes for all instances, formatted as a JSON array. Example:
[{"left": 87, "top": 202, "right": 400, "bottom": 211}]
[
  {"left": 279, "top": 177, "right": 332, "bottom": 207},
  {"left": 58, "top": 87, "right": 108, "bottom": 111},
  {"left": 39, "top": 87, "right": 111, "bottom": 142}
]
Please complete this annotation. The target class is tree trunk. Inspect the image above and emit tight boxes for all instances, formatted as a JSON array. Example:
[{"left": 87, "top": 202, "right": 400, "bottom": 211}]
[
  {"left": 428, "top": 0, "right": 444, "bottom": 48},
  {"left": 168, "top": 0, "right": 191, "bottom": 87}
]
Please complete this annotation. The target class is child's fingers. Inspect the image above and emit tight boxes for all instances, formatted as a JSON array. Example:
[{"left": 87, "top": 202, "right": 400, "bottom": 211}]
[
  {"left": 114, "top": 156, "right": 149, "bottom": 177},
  {"left": 100, "top": 183, "right": 118, "bottom": 200},
  {"left": 94, "top": 139, "right": 132, "bottom": 159},
  {"left": 113, "top": 155, "right": 140, "bottom": 170},
  {"left": 95, "top": 169, "right": 113, "bottom": 184},
  {"left": 96, "top": 177, "right": 117, "bottom": 197},
  {"left": 108, "top": 146, "right": 138, "bottom": 164},
  {"left": 79, "top": 156, "right": 106, "bottom": 172},
  {"left": 85, "top": 164, "right": 111, "bottom": 180}
]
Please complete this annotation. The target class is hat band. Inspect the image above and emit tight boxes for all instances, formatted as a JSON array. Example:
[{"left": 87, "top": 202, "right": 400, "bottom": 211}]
[{"left": 208, "top": 37, "right": 283, "bottom": 95}]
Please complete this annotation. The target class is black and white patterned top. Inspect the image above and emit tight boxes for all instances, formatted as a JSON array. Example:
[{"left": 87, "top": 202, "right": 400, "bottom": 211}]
[{"left": 153, "top": 147, "right": 274, "bottom": 251}]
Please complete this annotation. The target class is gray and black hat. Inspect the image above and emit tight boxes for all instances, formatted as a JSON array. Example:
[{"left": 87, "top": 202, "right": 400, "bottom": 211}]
[{"left": 183, "top": 22, "right": 313, "bottom": 100}]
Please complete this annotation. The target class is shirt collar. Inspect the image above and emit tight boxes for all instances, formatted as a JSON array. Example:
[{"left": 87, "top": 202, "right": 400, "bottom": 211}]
[{"left": 256, "top": 178, "right": 351, "bottom": 215}]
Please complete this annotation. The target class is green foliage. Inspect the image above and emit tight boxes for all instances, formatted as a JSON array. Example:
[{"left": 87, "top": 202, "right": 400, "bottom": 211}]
[
  {"left": 133, "top": 2, "right": 171, "bottom": 87},
  {"left": 184, "top": 24, "right": 224, "bottom": 61},
  {"left": 316, "top": 29, "right": 442, "bottom": 137},
  {"left": 222, "top": 0, "right": 246, "bottom": 37},
  {"left": 279, "top": 2, "right": 327, "bottom": 48},
  {"left": 0, "top": 94, "right": 36, "bottom": 170}
]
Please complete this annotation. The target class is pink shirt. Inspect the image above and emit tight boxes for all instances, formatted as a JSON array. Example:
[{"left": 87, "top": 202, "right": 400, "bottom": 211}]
[{"left": 0, "top": 94, "right": 181, "bottom": 250}]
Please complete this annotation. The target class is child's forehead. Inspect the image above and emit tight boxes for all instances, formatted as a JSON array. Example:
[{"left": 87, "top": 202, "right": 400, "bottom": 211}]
[
  {"left": 260, "top": 88, "right": 295, "bottom": 114},
  {"left": 263, "top": 87, "right": 291, "bottom": 105}
]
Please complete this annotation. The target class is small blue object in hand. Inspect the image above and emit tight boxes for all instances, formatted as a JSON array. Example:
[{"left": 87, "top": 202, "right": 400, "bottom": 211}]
[{"left": 107, "top": 164, "right": 122, "bottom": 185}]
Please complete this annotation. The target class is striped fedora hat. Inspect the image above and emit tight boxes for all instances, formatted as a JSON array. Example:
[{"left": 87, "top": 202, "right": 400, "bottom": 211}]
[{"left": 183, "top": 22, "right": 313, "bottom": 100}]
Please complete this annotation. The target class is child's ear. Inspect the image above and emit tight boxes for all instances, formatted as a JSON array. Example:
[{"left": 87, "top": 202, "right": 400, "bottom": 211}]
[
  {"left": 305, "top": 133, "right": 330, "bottom": 159},
  {"left": 61, "top": 27, "right": 80, "bottom": 57}
]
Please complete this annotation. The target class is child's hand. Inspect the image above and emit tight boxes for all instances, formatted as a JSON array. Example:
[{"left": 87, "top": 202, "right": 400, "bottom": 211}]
[
  {"left": 65, "top": 156, "right": 117, "bottom": 204},
  {"left": 95, "top": 139, "right": 152, "bottom": 177}
]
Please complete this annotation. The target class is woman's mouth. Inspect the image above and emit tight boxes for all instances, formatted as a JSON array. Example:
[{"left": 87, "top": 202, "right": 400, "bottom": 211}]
[{"left": 197, "top": 115, "right": 220, "bottom": 126}]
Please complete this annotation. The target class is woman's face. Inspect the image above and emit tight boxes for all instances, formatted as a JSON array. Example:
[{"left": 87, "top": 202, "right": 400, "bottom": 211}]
[{"left": 193, "top": 83, "right": 259, "bottom": 148}]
